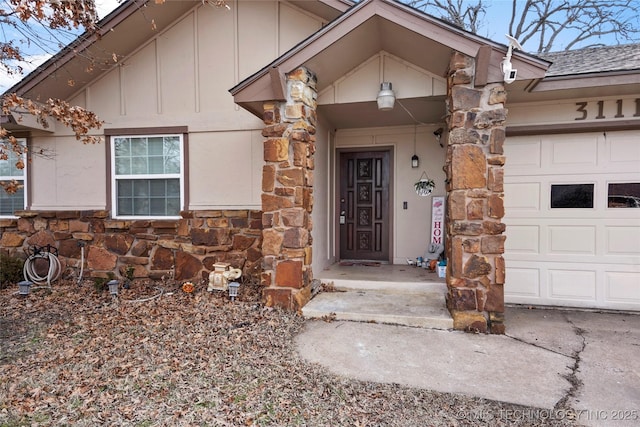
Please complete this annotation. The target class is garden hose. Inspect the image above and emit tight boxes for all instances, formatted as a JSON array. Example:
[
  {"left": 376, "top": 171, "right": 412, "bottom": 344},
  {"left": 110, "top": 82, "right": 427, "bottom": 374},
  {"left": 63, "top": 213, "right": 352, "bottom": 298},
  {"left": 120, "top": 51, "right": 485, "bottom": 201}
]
[{"left": 23, "top": 245, "right": 62, "bottom": 287}]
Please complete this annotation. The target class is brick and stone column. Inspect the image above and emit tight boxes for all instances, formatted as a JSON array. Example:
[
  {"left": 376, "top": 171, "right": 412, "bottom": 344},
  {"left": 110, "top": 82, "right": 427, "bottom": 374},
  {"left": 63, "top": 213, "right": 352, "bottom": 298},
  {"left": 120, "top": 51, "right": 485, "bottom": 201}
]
[
  {"left": 444, "top": 52, "right": 507, "bottom": 334},
  {"left": 260, "top": 67, "right": 316, "bottom": 310}
]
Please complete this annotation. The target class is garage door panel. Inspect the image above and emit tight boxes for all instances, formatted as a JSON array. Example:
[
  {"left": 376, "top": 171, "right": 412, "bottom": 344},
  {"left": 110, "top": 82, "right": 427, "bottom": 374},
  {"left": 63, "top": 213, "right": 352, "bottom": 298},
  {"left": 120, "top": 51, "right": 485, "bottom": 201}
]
[
  {"left": 606, "top": 272, "right": 640, "bottom": 303},
  {"left": 505, "top": 225, "right": 539, "bottom": 253},
  {"left": 507, "top": 263, "right": 640, "bottom": 309},
  {"left": 507, "top": 219, "right": 637, "bottom": 262},
  {"left": 506, "top": 138, "right": 541, "bottom": 168},
  {"left": 549, "top": 269, "right": 597, "bottom": 301},
  {"left": 504, "top": 182, "right": 540, "bottom": 210},
  {"left": 549, "top": 226, "right": 596, "bottom": 254},
  {"left": 606, "top": 226, "right": 640, "bottom": 255},
  {"left": 551, "top": 137, "right": 598, "bottom": 166},
  {"left": 609, "top": 134, "right": 640, "bottom": 163},
  {"left": 505, "top": 267, "right": 540, "bottom": 297}
]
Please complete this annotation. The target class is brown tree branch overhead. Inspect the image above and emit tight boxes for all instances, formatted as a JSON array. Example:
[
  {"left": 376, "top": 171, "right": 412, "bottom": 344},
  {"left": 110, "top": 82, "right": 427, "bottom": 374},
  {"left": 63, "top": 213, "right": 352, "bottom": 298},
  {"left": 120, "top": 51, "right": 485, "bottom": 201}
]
[{"left": 0, "top": 0, "right": 104, "bottom": 193}]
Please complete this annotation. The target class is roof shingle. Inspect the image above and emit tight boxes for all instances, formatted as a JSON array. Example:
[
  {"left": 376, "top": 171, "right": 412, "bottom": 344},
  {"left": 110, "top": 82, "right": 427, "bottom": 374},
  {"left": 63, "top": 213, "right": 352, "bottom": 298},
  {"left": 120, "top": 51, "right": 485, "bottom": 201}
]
[{"left": 540, "top": 43, "right": 640, "bottom": 76}]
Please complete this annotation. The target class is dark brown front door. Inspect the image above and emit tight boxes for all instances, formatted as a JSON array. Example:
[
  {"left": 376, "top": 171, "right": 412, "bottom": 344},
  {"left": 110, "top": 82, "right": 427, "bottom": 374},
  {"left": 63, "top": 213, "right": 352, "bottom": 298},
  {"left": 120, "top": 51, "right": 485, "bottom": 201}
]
[{"left": 339, "top": 150, "right": 390, "bottom": 261}]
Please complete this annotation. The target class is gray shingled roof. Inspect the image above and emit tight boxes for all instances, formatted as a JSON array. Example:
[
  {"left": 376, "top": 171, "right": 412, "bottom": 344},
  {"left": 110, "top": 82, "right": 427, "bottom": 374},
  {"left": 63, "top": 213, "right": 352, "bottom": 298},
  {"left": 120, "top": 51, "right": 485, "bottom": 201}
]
[{"left": 539, "top": 43, "right": 640, "bottom": 77}]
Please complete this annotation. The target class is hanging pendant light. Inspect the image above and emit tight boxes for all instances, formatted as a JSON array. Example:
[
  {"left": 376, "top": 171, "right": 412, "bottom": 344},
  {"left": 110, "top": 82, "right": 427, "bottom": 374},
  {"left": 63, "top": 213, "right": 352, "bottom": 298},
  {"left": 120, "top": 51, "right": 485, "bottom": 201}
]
[{"left": 377, "top": 82, "right": 395, "bottom": 111}]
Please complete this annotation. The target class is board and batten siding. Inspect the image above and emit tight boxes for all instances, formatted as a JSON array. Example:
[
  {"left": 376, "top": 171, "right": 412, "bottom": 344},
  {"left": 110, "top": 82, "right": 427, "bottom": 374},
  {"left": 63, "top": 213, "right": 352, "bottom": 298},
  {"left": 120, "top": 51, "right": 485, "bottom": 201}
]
[{"left": 27, "top": 1, "right": 325, "bottom": 211}]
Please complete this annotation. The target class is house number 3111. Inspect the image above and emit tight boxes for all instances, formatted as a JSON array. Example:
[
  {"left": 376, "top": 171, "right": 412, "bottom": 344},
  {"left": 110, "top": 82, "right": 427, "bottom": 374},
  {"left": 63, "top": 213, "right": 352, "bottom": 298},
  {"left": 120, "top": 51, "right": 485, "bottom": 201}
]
[{"left": 575, "top": 98, "right": 640, "bottom": 120}]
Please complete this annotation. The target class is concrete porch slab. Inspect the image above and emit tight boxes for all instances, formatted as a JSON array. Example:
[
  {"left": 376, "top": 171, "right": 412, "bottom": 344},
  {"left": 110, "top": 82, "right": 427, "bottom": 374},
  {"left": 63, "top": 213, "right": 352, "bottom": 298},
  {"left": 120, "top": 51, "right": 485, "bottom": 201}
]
[
  {"left": 303, "top": 288, "right": 453, "bottom": 329},
  {"left": 317, "top": 262, "right": 446, "bottom": 287},
  {"left": 305, "top": 263, "right": 453, "bottom": 330}
]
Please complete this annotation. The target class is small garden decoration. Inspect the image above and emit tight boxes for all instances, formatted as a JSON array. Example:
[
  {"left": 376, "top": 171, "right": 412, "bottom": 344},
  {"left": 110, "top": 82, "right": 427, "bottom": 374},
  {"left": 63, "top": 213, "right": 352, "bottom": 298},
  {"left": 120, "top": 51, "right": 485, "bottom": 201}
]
[
  {"left": 182, "top": 281, "right": 195, "bottom": 293},
  {"left": 414, "top": 172, "right": 435, "bottom": 197}
]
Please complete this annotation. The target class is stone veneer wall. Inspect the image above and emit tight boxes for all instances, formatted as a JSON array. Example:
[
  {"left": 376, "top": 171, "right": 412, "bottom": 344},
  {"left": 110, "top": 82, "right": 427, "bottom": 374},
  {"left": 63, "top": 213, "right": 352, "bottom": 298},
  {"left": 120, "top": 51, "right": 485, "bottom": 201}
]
[
  {"left": 0, "top": 209, "right": 263, "bottom": 284},
  {"left": 259, "top": 67, "right": 317, "bottom": 311},
  {"left": 444, "top": 52, "right": 507, "bottom": 334}
]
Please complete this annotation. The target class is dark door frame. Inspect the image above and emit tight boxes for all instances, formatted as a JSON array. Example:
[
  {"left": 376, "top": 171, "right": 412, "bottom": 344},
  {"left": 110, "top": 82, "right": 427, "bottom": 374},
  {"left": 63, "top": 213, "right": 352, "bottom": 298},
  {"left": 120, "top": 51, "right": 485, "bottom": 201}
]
[{"left": 335, "top": 146, "right": 394, "bottom": 263}]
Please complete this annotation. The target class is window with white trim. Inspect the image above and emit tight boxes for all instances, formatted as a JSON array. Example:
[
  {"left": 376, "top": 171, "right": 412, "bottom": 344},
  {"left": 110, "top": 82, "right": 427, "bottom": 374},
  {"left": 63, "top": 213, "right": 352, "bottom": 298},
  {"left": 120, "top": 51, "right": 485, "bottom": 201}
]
[
  {"left": 0, "top": 139, "right": 27, "bottom": 217},
  {"left": 111, "top": 134, "right": 184, "bottom": 218}
]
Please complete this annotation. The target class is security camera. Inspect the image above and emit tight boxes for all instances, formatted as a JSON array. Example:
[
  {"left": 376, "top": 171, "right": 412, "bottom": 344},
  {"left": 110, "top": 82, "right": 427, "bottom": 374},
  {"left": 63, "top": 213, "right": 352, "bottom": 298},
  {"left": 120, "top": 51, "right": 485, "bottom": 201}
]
[
  {"left": 504, "top": 68, "right": 517, "bottom": 84},
  {"left": 501, "top": 59, "right": 517, "bottom": 84},
  {"left": 501, "top": 35, "right": 523, "bottom": 84}
]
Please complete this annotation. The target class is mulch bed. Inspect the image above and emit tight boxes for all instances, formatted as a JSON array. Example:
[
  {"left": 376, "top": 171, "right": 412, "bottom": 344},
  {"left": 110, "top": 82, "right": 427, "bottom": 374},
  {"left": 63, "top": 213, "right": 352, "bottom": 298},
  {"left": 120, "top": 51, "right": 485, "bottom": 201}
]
[{"left": 0, "top": 279, "right": 577, "bottom": 426}]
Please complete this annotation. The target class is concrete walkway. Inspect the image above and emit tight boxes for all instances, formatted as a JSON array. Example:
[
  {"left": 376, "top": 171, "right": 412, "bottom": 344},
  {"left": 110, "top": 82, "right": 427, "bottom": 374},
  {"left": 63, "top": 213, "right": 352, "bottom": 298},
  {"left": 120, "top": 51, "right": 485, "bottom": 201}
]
[{"left": 296, "top": 306, "right": 640, "bottom": 426}]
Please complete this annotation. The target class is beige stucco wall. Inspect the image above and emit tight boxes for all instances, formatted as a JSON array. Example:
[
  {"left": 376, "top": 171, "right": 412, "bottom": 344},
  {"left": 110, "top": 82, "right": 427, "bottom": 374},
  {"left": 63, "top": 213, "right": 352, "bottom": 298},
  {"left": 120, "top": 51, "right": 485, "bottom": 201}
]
[
  {"left": 311, "top": 116, "right": 335, "bottom": 274},
  {"left": 334, "top": 125, "right": 447, "bottom": 264},
  {"left": 26, "top": 1, "right": 325, "bottom": 211},
  {"left": 28, "top": 135, "right": 107, "bottom": 210},
  {"left": 188, "top": 130, "right": 263, "bottom": 209}
]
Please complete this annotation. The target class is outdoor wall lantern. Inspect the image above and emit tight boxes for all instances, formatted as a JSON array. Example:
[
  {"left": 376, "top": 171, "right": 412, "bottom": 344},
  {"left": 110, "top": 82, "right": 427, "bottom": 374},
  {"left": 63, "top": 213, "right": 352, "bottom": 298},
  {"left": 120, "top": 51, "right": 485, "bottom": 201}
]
[
  {"left": 411, "top": 154, "right": 420, "bottom": 168},
  {"left": 376, "top": 82, "right": 395, "bottom": 111},
  {"left": 18, "top": 280, "right": 32, "bottom": 296},
  {"left": 433, "top": 127, "right": 444, "bottom": 147},
  {"left": 228, "top": 281, "right": 240, "bottom": 302},
  {"left": 107, "top": 279, "right": 119, "bottom": 297}
]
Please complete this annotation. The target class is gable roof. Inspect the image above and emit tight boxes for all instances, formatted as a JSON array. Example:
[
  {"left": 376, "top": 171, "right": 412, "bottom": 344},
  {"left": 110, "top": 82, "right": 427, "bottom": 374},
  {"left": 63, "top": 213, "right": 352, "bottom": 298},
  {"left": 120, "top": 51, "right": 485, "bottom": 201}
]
[
  {"left": 8, "top": 0, "right": 636, "bottom": 126},
  {"left": 4, "top": 0, "right": 352, "bottom": 101},
  {"left": 4, "top": 0, "right": 192, "bottom": 99},
  {"left": 230, "top": 0, "right": 549, "bottom": 118}
]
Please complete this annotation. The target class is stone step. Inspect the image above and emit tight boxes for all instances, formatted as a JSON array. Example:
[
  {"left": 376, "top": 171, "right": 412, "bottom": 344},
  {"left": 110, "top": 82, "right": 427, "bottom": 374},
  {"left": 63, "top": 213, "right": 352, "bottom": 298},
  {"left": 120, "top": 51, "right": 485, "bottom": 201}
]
[
  {"left": 302, "top": 283, "right": 453, "bottom": 330},
  {"left": 327, "top": 277, "right": 446, "bottom": 293}
]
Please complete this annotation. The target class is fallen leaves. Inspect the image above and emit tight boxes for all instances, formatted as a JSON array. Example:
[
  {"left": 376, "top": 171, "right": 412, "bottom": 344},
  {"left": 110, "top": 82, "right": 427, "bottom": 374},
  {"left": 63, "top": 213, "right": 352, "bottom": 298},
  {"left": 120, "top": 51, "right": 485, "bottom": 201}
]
[
  {"left": 1, "top": 280, "right": 577, "bottom": 426},
  {"left": 321, "top": 312, "right": 337, "bottom": 323}
]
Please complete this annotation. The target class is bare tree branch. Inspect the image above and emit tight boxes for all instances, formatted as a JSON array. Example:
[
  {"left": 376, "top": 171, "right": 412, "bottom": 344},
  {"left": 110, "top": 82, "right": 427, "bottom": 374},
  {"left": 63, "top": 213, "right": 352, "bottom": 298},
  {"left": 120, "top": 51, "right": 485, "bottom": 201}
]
[
  {"left": 407, "top": 0, "right": 639, "bottom": 52},
  {"left": 0, "top": 0, "right": 105, "bottom": 193},
  {"left": 0, "top": 0, "right": 232, "bottom": 194},
  {"left": 406, "top": 0, "right": 487, "bottom": 33}
]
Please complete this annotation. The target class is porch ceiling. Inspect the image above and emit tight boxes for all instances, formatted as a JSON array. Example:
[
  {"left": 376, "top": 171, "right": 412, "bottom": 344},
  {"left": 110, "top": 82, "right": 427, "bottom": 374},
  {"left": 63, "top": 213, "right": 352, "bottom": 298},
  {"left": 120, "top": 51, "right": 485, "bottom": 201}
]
[{"left": 319, "top": 96, "right": 447, "bottom": 129}]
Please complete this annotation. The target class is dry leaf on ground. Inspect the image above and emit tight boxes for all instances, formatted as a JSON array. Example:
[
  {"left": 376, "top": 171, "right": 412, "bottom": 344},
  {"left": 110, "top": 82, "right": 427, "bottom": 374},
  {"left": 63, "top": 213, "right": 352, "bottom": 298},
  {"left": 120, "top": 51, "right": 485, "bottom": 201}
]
[{"left": 1, "top": 280, "right": 577, "bottom": 426}]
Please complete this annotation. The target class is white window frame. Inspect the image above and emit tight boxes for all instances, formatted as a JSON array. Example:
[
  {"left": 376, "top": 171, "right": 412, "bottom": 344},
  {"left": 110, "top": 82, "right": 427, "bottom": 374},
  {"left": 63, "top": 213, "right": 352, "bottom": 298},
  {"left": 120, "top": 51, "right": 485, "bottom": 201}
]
[
  {"left": 110, "top": 134, "right": 185, "bottom": 220},
  {"left": 0, "top": 138, "right": 27, "bottom": 218}
]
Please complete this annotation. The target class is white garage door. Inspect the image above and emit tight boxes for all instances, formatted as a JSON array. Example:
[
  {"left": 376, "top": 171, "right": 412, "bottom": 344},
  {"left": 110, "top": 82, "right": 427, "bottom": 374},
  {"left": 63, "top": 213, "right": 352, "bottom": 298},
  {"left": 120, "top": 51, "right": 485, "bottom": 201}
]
[{"left": 504, "top": 130, "right": 640, "bottom": 311}]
